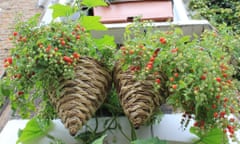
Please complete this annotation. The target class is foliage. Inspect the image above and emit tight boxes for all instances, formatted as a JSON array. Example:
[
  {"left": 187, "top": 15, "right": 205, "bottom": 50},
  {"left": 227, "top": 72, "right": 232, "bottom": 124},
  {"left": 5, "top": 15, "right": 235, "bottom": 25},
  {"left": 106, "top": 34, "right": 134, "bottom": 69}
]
[
  {"left": 190, "top": 127, "right": 228, "bottom": 144},
  {"left": 188, "top": 0, "right": 240, "bottom": 81},
  {"left": 188, "top": 0, "right": 240, "bottom": 34},
  {"left": 95, "top": 88, "right": 124, "bottom": 117},
  {"left": 0, "top": 79, "right": 9, "bottom": 107},
  {"left": 17, "top": 118, "right": 53, "bottom": 144},
  {"left": 81, "top": 0, "right": 107, "bottom": 7},
  {"left": 215, "top": 24, "right": 240, "bottom": 81},
  {"left": 1, "top": 0, "right": 116, "bottom": 119},
  {"left": 116, "top": 19, "right": 240, "bottom": 141}
]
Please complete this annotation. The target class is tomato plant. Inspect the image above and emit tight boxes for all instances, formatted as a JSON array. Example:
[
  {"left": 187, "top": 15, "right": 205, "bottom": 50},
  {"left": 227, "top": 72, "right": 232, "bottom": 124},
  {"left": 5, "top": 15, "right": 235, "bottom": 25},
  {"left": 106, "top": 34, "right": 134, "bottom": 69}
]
[
  {"left": 1, "top": 0, "right": 116, "bottom": 119},
  {"left": 188, "top": 0, "right": 240, "bottom": 81},
  {"left": 116, "top": 19, "right": 240, "bottom": 142}
]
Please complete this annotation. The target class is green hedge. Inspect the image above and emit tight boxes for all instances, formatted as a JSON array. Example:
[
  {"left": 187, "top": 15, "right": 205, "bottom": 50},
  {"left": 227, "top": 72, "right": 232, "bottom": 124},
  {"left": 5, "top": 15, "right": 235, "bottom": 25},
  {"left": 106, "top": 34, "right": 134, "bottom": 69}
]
[{"left": 189, "top": 0, "right": 240, "bottom": 34}]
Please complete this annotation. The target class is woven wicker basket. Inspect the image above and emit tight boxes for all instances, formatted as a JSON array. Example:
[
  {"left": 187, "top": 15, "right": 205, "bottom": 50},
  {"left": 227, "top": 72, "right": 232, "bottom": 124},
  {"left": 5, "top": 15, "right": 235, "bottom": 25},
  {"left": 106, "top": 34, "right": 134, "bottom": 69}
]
[
  {"left": 113, "top": 63, "right": 168, "bottom": 128},
  {"left": 49, "top": 57, "right": 112, "bottom": 136}
]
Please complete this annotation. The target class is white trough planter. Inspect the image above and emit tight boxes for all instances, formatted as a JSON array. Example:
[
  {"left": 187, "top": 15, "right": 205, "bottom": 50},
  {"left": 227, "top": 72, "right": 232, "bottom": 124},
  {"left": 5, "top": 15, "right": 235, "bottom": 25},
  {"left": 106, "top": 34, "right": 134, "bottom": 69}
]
[
  {"left": 91, "top": 20, "right": 213, "bottom": 44},
  {"left": 0, "top": 114, "right": 197, "bottom": 144},
  {"left": 0, "top": 114, "right": 239, "bottom": 144}
]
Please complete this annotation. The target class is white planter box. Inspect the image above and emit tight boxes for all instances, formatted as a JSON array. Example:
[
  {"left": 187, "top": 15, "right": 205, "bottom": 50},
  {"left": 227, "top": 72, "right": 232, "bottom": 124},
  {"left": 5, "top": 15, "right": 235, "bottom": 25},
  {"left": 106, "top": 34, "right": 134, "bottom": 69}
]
[
  {"left": 0, "top": 114, "right": 239, "bottom": 144},
  {"left": 91, "top": 20, "right": 213, "bottom": 44},
  {"left": 0, "top": 114, "right": 199, "bottom": 144}
]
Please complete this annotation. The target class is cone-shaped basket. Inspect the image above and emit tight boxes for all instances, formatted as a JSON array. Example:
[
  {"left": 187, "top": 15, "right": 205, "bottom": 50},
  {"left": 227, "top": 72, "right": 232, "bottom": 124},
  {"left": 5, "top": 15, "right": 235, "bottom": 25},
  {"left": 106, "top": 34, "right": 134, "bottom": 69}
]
[
  {"left": 49, "top": 57, "right": 112, "bottom": 136},
  {"left": 113, "top": 63, "right": 168, "bottom": 128}
]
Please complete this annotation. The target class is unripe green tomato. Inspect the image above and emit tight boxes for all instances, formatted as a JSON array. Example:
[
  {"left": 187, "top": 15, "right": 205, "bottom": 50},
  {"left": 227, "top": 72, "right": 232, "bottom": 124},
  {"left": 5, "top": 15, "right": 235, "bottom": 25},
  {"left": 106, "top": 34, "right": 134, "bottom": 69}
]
[
  {"left": 194, "top": 90, "right": 198, "bottom": 95},
  {"left": 215, "top": 82, "right": 220, "bottom": 87},
  {"left": 223, "top": 85, "right": 228, "bottom": 89},
  {"left": 183, "top": 63, "right": 188, "bottom": 67}
]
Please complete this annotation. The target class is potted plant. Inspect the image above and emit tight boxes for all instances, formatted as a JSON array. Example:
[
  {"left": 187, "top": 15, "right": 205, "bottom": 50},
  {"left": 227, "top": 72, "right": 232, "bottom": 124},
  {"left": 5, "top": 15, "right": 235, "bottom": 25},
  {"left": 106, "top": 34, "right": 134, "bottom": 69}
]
[
  {"left": 1, "top": 1, "right": 240, "bottom": 144},
  {"left": 0, "top": 0, "right": 116, "bottom": 137},
  {"left": 114, "top": 18, "right": 240, "bottom": 143}
]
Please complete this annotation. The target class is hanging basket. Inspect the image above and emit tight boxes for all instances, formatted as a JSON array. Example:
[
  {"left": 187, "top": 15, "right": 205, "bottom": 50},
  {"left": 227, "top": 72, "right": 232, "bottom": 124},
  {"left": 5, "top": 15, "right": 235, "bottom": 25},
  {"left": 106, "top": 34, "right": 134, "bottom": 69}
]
[
  {"left": 48, "top": 57, "right": 112, "bottom": 136},
  {"left": 113, "top": 63, "right": 168, "bottom": 128}
]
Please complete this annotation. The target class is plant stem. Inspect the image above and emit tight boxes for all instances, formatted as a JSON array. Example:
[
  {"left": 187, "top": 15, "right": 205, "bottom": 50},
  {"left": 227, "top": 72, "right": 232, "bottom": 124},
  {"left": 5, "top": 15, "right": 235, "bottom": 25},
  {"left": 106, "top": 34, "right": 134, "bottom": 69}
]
[
  {"left": 117, "top": 121, "right": 131, "bottom": 141},
  {"left": 46, "top": 134, "right": 65, "bottom": 143},
  {"left": 130, "top": 120, "right": 137, "bottom": 141},
  {"left": 94, "top": 117, "right": 99, "bottom": 132}
]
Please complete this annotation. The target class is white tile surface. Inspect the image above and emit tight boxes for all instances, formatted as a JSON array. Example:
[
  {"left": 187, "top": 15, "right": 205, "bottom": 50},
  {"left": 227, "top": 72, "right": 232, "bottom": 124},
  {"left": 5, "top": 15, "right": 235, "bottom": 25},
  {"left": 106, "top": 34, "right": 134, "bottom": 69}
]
[{"left": 0, "top": 114, "right": 239, "bottom": 144}]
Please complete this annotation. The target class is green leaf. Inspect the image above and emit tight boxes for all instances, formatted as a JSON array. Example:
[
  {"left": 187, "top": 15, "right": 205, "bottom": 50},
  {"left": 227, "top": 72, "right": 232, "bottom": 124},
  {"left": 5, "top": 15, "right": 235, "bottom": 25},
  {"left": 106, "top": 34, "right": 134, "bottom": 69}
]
[
  {"left": 50, "top": 4, "right": 76, "bottom": 19},
  {"left": 201, "top": 128, "right": 226, "bottom": 144},
  {"left": 0, "top": 79, "right": 11, "bottom": 96},
  {"left": 0, "top": 85, "right": 10, "bottom": 96},
  {"left": 131, "top": 137, "right": 167, "bottom": 144},
  {"left": 180, "top": 35, "right": 191, "bottom": 43},
  {"left": 91, "top": 134, "right": 107, "bottom": 144},
  {"left": 17, "top": 118, "right": 52, "bottom": 144},
  {"left": 166, "top": 96, "right": 176, "bottom": 105},
  {"left": 190, "top": 127, "right": 227, "bottom": 144},
  {"left": 190, "top": 127, "right": 202, "bottom": 138},
  {"left": 179, "top": 80, "right": 187, "bottom": 89},
  {"left": 174, "top": 27, "right": 183, "bottom": 35},
  {"left": 94, "top": 35, "right": 116, "bottom": 49},
  {"left": 0, "top": 86, "right": 10, "bottom": 97},
  {"left": 81, "top": 0, "right": 107, "bottom": 7},
  {"left": 79, "top": 16, "right": 107, "bottom": 31},
  {"left": 27, "top": 13, "right": 41, "bottom": 26}
]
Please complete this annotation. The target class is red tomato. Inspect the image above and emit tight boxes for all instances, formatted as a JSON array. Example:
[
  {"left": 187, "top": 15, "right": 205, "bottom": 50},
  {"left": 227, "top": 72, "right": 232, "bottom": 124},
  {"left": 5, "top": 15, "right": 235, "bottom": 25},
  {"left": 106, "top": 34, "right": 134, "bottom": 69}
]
[
  {"left": 146, "top": 64, "right": 153, "bottom": 70},
  {"left": 18, "top": 91, "right": 24, "bottom": 95},
  {"left": 73, "top": 52, "right": 80, "bottom": 59},
  {"left": 150, "top": 56, "right": 155, "bottom": 62},
  {"left": 201, "top": 75, "right": 206, "bottom": 80},
  {"left": 155, "top": 78, "right": 161, "bottom": 84},
  {"left": 174, "top": 73, "right": 179, "bottom": 78},
  {"left": 76, "top": 35, "right": 81, "bottom": 40},
  {"left": 171, "top": 48, "right": 178, "bottom": 53},
  {"left": 172, "top": 84, "right": 177, "bottom": 89},
  {"left": 129, "top": 50, "right": 134, "bottom": 54},
  {"left": 13, "top": 31, "right": 18, "bottom": 36},
  {"left": 63, "top": 56, "right": 73, "bottom": 64},
  {"left": 61, "top": 40, "right": 66, "bottom": 46},
  {"left": 169, "top": 77, "right": 174, "bottom": 82},
  {"left": 4, "top": 57, "right": 13, "bottom": 64},
  {"left": 216, "top": 77, "right": 221, "bottom": 82},
  {"left": 159, "top": 37, "right": 166, "bottom": 44}
]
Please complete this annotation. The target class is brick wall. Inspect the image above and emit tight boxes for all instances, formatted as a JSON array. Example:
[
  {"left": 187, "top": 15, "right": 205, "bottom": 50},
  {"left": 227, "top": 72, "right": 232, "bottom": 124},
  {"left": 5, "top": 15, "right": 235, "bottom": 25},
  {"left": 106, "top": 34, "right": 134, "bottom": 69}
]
[
  {"left": 0, "top": 0, "right": 43, "bottom": 76},
  {"left": 0, "top": 0, "right": 44, "bottom": 131}
]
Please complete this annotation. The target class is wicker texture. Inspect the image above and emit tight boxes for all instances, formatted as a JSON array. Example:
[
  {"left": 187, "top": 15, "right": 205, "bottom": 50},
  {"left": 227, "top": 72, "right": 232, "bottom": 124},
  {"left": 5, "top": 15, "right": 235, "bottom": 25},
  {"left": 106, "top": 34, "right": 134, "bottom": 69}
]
[
  {"left": 113, "top": 63, "right": 168, "bottom": 128},
  {"left": 49, "top": 57, "right": 112, "bottom": 136}
]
